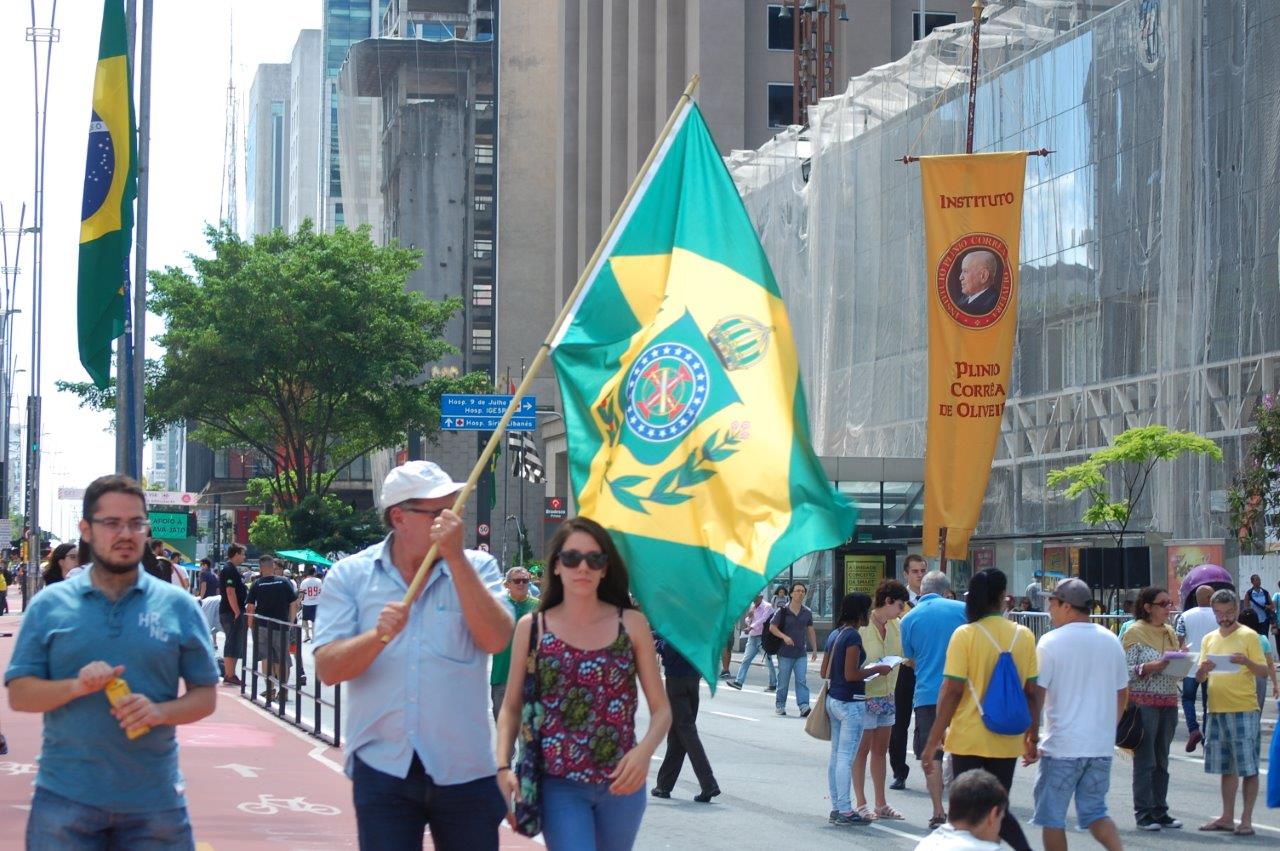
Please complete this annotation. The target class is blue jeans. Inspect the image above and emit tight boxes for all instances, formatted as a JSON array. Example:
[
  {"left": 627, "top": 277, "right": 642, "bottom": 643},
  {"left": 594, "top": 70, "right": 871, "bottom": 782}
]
[
  {"left": 735, "top": 634, "right": 777, "bottom": 687},
  {"left": 25, "top": 786, "right": 193, "bottom": 851},
  {"left": 1182, "top": 676, "right": 1207, "bottom": 733},
  {"left": 541, "top": 777, "right": 646, "bottom": 851},
  {"left": 827, "top": 697, "right": 867, "bottom": 814},
  {"left": 775, "top": 654, "right": 810, "bottom": 710},
  {"left": 1031, "top": 755, "right": 1113, "bottom": 830},
  {"left": 351, "top": 754, "right": 505, "bottom": 851}
]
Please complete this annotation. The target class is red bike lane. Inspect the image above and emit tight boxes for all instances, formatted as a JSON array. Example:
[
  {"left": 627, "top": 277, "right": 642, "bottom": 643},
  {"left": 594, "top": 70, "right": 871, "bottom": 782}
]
[{"left": 0, "top": 600, "right": 540, "bottom": 850}]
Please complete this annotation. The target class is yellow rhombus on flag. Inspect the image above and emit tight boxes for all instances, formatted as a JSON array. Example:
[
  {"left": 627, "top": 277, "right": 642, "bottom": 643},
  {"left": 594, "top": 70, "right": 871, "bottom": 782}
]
[{"left": 549, "top": 102, "right": 855, "bottom": 684}]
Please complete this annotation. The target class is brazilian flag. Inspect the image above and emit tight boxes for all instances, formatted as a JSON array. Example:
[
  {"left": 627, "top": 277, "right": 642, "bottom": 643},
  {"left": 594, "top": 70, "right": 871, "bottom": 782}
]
[
  {"left": 77, "top": 0, "right": 136, "bottom": 389},
  {"left": 549, "top": 102, "right": 855, "bottom": 684}
]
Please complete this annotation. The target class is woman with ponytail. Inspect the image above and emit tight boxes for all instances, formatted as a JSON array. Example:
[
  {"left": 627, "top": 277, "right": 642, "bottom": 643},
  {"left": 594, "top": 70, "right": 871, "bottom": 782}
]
[{"left": 920, "top": 569, "right": 1039, "bottom": 851}]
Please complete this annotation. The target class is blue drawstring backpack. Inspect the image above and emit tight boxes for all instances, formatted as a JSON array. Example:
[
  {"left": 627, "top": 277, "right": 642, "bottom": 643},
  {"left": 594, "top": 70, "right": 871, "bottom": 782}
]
[{"left": 966, "top": 622, "right": 1032, "bottom": 736}]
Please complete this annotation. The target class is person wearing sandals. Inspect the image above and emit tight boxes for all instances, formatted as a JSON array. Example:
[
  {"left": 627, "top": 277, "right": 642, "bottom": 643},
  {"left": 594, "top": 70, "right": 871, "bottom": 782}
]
[
  {"left": 495, "top": 517, "right": 672, "bottom": 850},
  {"left": 824, "top": 592, "right": 888, "bottom": 827},
  {"left": 1122, "top": 586, "right": 1186, "bottom": 831},
  {"left": 1195, "top": 589, "right": 1268, "bottom": 837},
  {"left": 852, "top": 580, "right": 909, "bottom": 822}
]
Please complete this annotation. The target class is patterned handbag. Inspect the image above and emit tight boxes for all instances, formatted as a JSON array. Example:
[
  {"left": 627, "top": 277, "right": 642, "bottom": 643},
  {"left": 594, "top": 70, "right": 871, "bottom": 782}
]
[{"left": 513, "top": 613, "right": 545, "bottom": 837}]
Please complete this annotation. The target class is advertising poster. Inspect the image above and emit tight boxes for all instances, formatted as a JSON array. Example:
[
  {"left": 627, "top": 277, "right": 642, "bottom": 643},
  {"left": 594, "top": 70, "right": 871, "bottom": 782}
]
[
  {"left": 844, "top": 554, "right": 887, "bottom": 596},
  {"left": 1165, "top": 541, "right": 1224, "bottom": 597}
]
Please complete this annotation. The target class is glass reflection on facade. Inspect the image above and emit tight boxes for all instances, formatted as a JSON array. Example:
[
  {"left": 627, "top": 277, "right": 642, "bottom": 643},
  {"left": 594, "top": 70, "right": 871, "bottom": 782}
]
[{"left": 732, "top": 1, "right": 1280, "bottom": 575}]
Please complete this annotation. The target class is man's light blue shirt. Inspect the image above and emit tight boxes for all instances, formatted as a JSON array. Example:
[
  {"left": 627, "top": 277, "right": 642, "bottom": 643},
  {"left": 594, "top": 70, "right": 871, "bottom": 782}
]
[
  {"left": 3, "top": 567, "right": 220, "bottom": 812},
  {"left": 313, "top": 535, "right": 506, "bottom": 783},
  {"left": 900, "top": 593, "right": 967, "bottom": 708}
]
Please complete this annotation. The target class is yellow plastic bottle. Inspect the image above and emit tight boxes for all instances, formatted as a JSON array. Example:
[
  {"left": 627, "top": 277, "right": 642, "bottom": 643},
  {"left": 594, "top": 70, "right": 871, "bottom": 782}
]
[{"left": 104, "top": 677, "right": 150, "bottom": 740}]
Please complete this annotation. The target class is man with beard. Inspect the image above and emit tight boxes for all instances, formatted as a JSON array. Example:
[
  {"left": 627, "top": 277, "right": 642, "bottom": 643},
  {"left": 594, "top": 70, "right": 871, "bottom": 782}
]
[{"left": 4, "top": 475, "right": 219, "bottom": 848}]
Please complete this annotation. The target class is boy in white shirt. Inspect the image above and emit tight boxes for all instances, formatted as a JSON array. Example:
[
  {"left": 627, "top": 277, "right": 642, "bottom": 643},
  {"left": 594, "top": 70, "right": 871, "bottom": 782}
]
[{"left": 915, "top": 769, "right": 1007, "bottom": 851}]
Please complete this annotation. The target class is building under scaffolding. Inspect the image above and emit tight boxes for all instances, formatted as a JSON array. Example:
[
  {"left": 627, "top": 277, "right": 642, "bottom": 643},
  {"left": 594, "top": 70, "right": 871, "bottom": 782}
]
[{"left": 728, "top": 0, "right": 1279, "bottom": 607}]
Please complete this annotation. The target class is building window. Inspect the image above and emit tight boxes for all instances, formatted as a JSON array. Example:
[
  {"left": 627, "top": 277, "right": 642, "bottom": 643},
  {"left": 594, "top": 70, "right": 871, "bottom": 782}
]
[
  {"left": 471, "top": 327, "right": 493, "bottom": 355},
  {"left": 767, "top": 83, "right": 795, "bottom": 129},
  {"left": 767, "top": 5, "right": 795, "bottom": 51},
  {"left": 912, "top": 11, "right": 958, "bottom": 40}
]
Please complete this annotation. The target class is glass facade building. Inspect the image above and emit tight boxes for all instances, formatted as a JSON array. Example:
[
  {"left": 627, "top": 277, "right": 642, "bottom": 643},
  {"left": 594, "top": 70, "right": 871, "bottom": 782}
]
[{"left": 730, "top": 0, "right": 1280, "bottom": 596}]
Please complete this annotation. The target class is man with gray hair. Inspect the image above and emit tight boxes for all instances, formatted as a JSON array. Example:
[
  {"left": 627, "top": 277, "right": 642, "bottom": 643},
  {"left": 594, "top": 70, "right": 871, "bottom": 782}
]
[
  {"left": 901, "top": 570, "right": 969, "bottom": 830},
  {"left": 957, "top": 250, "right": 1001, "bottom": 315},
  {"left": 490, "top": 566, "right": 538, "bottom": 719},
  {"left": 1195, "top": 588, "right": 1269, "bottom": 835}
]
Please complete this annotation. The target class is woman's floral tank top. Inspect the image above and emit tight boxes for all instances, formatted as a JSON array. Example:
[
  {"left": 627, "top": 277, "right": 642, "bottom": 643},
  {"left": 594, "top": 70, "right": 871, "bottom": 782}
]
[{"left": 537, "top": 608, "right": 638, "bottom": 784}]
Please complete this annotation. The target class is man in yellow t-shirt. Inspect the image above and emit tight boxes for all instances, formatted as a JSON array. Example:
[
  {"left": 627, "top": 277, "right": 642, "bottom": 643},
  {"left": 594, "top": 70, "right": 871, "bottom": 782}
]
[
  {"left": 1195, "top": 589, "right": 1269, "bottom": 836},
  {"left": 920, "top": 569, "right": 1040, "bottom": 851}
]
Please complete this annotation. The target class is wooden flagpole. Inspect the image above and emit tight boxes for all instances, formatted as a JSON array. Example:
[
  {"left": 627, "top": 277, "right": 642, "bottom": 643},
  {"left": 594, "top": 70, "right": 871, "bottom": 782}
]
[{"left": 389, "top": 74, "right": 703, "bottom": 617}]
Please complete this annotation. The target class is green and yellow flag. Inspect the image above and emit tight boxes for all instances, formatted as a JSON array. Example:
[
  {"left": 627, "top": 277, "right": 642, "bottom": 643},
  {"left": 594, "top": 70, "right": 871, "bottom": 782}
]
[
  {"left": 77, "top": 0, "right": 137, "bottom": 389},
  {"left": 550, "top": 102, "right": 855, "bottom": 683}
]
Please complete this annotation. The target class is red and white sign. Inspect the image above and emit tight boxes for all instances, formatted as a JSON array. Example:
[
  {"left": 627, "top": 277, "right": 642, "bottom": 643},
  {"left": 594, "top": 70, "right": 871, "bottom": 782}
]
[{"left": 57, "top": 487, "right": 199, "bottom": 507}]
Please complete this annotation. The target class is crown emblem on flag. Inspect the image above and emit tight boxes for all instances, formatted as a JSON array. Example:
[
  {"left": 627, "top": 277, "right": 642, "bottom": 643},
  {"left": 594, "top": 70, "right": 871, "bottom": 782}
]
[{"left": 708, "top": 316, "right": 771, "bottom": 371}]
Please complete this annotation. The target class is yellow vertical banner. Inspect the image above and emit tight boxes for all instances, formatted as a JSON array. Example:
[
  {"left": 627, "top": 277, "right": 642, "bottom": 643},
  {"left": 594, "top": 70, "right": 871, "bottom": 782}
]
[{"left": 921, "top": 152, "right": 1027, "bottom": 559}]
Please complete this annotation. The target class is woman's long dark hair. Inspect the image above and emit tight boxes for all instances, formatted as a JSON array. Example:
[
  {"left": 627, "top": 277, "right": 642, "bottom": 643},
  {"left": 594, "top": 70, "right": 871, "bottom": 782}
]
[
  {"left": 837, "top": 592, "right": 872, "bottom": 628},
  {"left": 43, "top": 542, "right": 77, "bottom": 584},
  {"left": 537, "top": 516, "right": 633, "bottom": 612},
  {"left": 965, "top": 568, "right": 1007, "bottom": 623}
]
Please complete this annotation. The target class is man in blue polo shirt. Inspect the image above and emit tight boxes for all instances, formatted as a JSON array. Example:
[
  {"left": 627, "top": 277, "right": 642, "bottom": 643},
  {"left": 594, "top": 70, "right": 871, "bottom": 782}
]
[
  {"left": 4, "top": 475, "right": 219, "bottom": 849},
  {"left": 314, "top": 460, "right": 514, "bottom": 851},
  {"left": 901, "top": 569, "right": 968, "bottom": 831}
]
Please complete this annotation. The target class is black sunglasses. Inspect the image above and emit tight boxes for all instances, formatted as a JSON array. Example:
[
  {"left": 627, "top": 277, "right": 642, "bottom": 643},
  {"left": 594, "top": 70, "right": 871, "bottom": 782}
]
[
  {"left": 508, "top": 577, "right": 531, "bottom": 585},
  {"left": 557, "top": 549, "right": 608, "bottom": 570}
]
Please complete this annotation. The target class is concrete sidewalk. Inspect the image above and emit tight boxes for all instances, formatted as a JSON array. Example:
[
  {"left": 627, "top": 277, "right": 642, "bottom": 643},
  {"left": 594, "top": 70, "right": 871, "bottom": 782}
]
[{"left": 0, "top": 596, "right": 539, "bottom": 849}]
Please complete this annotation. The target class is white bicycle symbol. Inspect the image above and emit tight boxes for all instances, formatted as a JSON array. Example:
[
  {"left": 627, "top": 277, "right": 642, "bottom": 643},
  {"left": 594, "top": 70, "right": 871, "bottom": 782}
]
[{"left": 237, "top": 794, "right": 340, "bottom": 816}]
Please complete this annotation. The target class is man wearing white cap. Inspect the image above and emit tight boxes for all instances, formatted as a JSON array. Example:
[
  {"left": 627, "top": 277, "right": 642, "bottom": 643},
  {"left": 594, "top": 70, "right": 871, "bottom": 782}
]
[{"left": 314, "top": 460, "right": 513, "bottom": 851}]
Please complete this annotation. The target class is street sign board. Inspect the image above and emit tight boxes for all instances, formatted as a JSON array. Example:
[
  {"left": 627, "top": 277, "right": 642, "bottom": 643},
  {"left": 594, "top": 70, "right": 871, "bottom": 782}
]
[
  {"left": 545, "top": 496, "right": 568, "bottom": 521},
  {"left": 149, "top": 511, "right": 190, "bottom": 540},
  {"left": 58, "top": 487, "right": 200, "bottom": 507},
  {"left": 440, "top": 394, "right": 536, "bottom": 418},
  {"left": 439, "top": 415, "right": 536, "bottom": 431}
]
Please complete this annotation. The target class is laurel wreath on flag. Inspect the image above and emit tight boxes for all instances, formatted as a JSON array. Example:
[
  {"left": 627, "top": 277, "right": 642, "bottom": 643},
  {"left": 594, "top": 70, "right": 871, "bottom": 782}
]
[{"left": 606, "top": 424, "right": 747, "bottom": 514}]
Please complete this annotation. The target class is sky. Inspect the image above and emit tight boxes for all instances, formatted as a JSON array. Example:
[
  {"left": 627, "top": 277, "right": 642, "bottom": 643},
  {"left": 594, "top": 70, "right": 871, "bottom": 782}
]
[{"left": 0, "top": 0, "right": 322, "bottom": 541}]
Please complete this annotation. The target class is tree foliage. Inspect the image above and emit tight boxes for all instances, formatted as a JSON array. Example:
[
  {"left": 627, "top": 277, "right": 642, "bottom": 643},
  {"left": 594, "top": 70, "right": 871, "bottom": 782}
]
[
  {"left": 1227, "top": 394, "right": 1280, "bottom": 553},
  {"left": 1047, "top": 425, "right": 1222, "bottom": 545},
  {"left": 59, "top": 222, "right": 489, "bottom": 509},
  {"left": 248, "top": 513, "right": 292, "bottom": 553}
]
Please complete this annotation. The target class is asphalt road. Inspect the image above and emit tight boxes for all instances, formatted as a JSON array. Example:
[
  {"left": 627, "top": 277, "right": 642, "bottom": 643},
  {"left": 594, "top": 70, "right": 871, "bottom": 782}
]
[{"left": 633, "top": 658, "right": 1279, "bottom": 850}]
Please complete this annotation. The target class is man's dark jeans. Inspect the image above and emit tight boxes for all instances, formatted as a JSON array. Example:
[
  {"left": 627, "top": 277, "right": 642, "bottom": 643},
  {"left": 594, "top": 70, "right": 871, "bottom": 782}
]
[
  {"left": 656, "top": 675, "right": 718, "bottom": 793},
  {"left": 890, "top": 664, "right": 915, "bottom": 781},
  {"left": 352, "top": 754, "right": 505, "bottom": 851},
  {"left": 1181, "top": 676, "right": 1207, "bottom": 734}
]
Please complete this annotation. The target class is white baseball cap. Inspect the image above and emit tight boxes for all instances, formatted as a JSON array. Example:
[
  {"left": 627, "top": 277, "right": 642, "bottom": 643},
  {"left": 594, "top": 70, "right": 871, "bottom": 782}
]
[{"left": 380, "top": 461, "right": 464, "bottom": 509}]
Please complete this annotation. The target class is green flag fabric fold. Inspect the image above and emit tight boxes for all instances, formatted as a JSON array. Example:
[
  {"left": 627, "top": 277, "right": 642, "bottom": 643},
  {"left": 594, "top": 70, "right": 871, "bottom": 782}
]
[
  {"left": 77, "top": 0, "right": 137, "bottom": 388},
  {"left": 549, "top": 102, "right": 855, "bottom": 684}
]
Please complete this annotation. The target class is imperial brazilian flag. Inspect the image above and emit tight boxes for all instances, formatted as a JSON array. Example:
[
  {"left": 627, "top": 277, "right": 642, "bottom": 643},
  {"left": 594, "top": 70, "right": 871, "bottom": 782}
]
[
  {"left": 77, "top": 0, "right": 137, "bottom": 389},
  {"left": 549, "top": 102, "right": 855, "bottom": 684}
]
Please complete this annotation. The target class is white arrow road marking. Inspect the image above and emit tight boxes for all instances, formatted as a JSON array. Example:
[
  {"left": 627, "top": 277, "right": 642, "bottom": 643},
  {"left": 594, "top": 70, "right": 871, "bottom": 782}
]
[{"left": 217, "top": 763, "right": 263, "bottom": 778}]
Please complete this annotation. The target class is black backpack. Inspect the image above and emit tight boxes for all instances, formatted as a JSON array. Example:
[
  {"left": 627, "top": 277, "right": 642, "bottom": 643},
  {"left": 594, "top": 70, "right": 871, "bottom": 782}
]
[{"left": 761, "top": 607, "right": 788, "bottom": 655}]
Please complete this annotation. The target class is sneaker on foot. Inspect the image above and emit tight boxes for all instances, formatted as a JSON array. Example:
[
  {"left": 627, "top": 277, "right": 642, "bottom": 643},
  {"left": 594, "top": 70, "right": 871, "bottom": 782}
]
[
  {"left": 828, "top": 810, "right": 838, "bottom": 824},
  {"left": 889, "top": 776, "right": 907, "bottom": 791},
  {"left": 799, "top": 706, "right": 811, "bottom": 718},
  {"left": 764, "top": 685, "right": 777, "bottom": 692},
  {"left": 775, "top": 708, "right": 786, "bottom": 716},
  {"left": 832, "top": 812, "right": 867, "bottom": 827},
  {"left": 1137, "top": 817, "right": 1162, "bottom": 831},
  {"left": 1156, "top": 816, "right": 1183, "bottom": 829},
  {"left": 726, "top": 680, "right": 743, "bottom": 690},
  {"left": 1185, "top": 730, "right": 1203, "bottom": 752}
]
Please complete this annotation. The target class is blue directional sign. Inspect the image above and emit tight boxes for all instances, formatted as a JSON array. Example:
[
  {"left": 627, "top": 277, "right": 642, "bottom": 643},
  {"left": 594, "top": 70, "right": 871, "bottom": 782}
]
[
  {"left": 440, "top": 414, "right": 537, "bottom": 431},
  {"left": 440, "top": 394, "right": 537, "bottom": 417}
]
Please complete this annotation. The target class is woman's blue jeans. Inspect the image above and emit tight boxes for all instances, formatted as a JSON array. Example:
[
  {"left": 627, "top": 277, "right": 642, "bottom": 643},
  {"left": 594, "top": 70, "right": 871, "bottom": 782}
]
[
  {"left": 826, "top": 696, "right": 867, "bottom": 814},
  {"left": 541, "top": 776, "right": 647, "bottom": 850}
]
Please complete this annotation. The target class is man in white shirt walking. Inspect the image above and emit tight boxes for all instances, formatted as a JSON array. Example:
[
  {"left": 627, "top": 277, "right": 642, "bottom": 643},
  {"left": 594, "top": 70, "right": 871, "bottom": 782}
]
[
  {"left": 1175, "top": 584, "right": 1218, "bottom": 750},
  {"left": 727, "top": 594, "right": 776, "bottom": 691},
  {"left": 1029, "top": 578, "right": 1127, "bottom": 851}
]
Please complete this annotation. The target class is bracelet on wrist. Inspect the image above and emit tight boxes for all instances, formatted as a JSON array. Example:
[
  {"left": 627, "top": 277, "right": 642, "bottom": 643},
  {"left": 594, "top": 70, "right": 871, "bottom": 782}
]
[{"left": 497, "top": 765, "right": 511, "bottom": 772}]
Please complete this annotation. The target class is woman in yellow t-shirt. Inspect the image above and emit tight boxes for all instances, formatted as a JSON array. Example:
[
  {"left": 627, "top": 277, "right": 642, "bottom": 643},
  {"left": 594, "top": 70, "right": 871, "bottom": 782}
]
[{"left": 852, "top": 579, "right": 909, "bottom": 821}]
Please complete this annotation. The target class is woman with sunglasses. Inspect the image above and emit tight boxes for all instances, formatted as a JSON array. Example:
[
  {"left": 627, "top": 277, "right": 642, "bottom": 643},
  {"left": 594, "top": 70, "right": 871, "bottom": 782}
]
[
  {"left": 1122, "top": 586, "right": 1186, "bottom": 831},
  {"left": 495, "top": 517, "right": 671, "bottom": 850}
]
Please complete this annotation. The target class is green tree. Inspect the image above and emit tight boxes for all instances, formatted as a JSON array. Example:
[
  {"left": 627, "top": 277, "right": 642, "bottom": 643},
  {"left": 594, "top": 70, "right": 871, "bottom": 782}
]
[
  {"left": 248, "top": 513, "right": 292, "bottom": 553},
  {"left": 1227, "top": 393, "right": 1280, "bottom": 553},
  {"left": 1047, "top": 425, "right": 1222, "bottom": 545},
  {"left": 286, "top": 494, "right": 382, "bottom": 555},
  {"left": 59, "top": 222, "right": 489, "bottom": 510}
]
